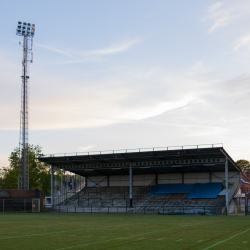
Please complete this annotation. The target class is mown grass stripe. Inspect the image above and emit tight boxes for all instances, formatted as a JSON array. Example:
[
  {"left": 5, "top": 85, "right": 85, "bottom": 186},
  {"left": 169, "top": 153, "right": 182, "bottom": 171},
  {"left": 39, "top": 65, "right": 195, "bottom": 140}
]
[
  {"left": 54, "top": 220, "right": 218, "bottom": 250},
  {"left": 201, "top": 228, "right": 250, "bottom": 250},
  {"left": 0, "top": 222, "right": 136, "bottom": 240},
  {"left": 96, "top": 221, "right": 226, "bottom": 250},
  {"left": 183, "top": 226, "right": 248, "bottom": 250}
]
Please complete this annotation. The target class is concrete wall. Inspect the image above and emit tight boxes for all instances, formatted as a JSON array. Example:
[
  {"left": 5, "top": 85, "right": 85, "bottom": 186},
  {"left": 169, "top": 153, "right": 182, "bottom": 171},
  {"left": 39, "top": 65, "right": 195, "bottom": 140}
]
[
  {"left": 86, "top": 171, "right": 239, "bottom": 187},
  {"left": 211, "top": 171, "right": 238, "bottom": 183}
]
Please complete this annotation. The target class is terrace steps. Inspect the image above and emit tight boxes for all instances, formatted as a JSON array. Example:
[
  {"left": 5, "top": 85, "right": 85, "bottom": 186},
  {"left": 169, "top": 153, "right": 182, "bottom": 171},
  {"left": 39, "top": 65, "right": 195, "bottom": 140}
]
[{"left": 64, "top": 186, "right": 226, "bottom": 207}]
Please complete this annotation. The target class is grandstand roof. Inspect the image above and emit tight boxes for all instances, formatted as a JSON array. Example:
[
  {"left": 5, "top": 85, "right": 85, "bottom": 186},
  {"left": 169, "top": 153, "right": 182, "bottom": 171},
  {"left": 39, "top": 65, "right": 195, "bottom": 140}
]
[{"left": 38, "top": 144, "right": 241, "bottom": 177}]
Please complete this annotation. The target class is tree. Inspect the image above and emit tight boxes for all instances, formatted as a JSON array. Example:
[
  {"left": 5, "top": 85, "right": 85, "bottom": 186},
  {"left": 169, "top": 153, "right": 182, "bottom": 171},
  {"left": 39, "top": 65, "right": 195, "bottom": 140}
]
[
  {"left": 236, "top": 159, "right": 250, "bottom": 172},
  {"left": 0, "top": 144, "right": 51, "bottom": 196}
]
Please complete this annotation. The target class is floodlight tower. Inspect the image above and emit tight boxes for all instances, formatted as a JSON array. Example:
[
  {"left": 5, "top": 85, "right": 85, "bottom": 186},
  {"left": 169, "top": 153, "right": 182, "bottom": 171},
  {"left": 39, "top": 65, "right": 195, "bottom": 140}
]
[{"left": 16, "top": 21, "right": 35, "bottom": 190}]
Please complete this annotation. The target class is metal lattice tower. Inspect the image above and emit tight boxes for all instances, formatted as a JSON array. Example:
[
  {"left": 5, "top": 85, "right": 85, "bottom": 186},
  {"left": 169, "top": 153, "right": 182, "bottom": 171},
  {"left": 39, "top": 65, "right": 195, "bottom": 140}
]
[{"left": 16, "top": 21, "right": 35, "bottom": 190}]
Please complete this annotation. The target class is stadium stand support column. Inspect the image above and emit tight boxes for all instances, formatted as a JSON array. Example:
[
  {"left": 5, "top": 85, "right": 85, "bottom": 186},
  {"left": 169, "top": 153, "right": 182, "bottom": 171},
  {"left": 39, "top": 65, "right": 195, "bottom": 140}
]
[
  {"left": 156, "top": 174, "right": 158, "bottom": 184},
  {"left": 182, "top": 173, "right": 184, "bottom": 184},
  {"left": 129, "top": 163, "right": 133, "bottom": 207},
  {"left": 239, "top": 172, "right": 241, "bottom": 190},
  {"left": 210, "top": 172, "right": 212, "bottom": 183},
  {"left": 51, "top": 166, "right": 54, "bottom": 207},
  {"left": 85, "top": 177, "right": 88, "bottom": 187},
  {"left": 61, "top": 169, "right": 63, "bottom": 196},
  {"left": 225, "top": 157, "right": 229, "bottom": 206},
  {"left": 107, "top": 175, "right": 109, "bottom": 187}
]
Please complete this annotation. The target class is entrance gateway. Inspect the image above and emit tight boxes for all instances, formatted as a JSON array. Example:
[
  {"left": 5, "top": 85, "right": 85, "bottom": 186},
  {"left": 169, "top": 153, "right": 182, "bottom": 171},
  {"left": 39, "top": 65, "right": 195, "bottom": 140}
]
[{"left": 38, "top": 144, "right": 241, "bottom": 210}]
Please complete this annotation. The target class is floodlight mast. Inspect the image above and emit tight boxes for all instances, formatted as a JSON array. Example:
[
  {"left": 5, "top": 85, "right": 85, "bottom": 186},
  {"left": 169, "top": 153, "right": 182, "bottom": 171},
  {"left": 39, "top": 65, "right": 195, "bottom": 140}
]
[{"left": 16, "top": 21, "right": 35, "bottom": 190}]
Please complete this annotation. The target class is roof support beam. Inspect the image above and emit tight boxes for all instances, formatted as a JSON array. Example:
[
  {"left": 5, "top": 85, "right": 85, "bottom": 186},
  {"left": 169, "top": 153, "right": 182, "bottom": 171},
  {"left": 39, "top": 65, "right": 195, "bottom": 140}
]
[
  {"left": 51, "top": 165, "right": 54, "bottom": 207},
  {"left": 129, "top": 163, "right": 133, "bottom": 207},
  {"left": 225, "top": 157, "right": 229, "bottom": 206}
]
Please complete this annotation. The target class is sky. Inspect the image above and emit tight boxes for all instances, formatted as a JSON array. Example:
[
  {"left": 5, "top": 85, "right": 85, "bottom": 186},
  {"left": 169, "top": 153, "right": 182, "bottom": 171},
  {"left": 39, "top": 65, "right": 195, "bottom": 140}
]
[{"left": 1, "top": 0, "right": 250, "bottom": 167}]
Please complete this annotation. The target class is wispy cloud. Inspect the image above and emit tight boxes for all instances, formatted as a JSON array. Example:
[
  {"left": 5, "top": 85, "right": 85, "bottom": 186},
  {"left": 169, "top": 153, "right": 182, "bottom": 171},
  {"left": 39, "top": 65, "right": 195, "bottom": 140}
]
[
  {"left": 205, "top": 1, "right": 250, "bottom": 59},
  {"left": 207, "top": 1, "right": 234, "bottom": 33},
  {"left": 49, "top": 58, "right": 105, "bottom": 65},
  {"left": 234, "top": 33, "right": 250, "bottom": 57},
  {"left": 77, "top": 145, "right": 95, "bottom": 152},
  {"left": 78, "top": 39, "right": 140, "bottom": 56},
  {"left": 119, "top": 96, "right": 195, "bottom": 121},
  {"left": 34, "top": 38, "right": 140, "bottom": 63},
  {"left": 34, "top": 43, "right": 73, "bottom": 58},
  {"left": 206, "top": 0, "right": 250, "bottom": 33}
]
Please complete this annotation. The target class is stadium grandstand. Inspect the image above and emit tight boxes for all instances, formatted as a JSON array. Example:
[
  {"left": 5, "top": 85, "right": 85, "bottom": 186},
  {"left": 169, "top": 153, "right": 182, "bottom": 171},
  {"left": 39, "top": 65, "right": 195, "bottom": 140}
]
[{"left": 38, "top": 143, "right": 242, "bottom": 215}]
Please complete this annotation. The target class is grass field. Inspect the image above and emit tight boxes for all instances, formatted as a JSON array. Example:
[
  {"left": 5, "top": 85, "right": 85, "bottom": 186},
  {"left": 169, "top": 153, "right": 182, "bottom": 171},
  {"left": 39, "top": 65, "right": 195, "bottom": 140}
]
[{"left": 0, "top": 213, "right": 249, "bottom": 250}]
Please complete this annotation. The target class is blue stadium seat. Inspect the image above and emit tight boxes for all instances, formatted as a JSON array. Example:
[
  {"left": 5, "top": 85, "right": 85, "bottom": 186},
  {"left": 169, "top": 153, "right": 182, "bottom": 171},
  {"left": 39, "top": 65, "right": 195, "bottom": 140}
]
[
  {"left": 148, "top": 182, "right": 222, "bottom": 199},
  {"left": 188, "top": 183, "right": 222, "bottom": 199}
]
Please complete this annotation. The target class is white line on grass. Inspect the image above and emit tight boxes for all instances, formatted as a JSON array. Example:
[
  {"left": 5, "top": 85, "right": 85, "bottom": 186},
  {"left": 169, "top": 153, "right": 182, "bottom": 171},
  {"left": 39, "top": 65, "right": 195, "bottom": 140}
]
[
  {"left": 0, "top": 221, "right": 138, "bottom": 239},
  {"left": 0, "top": 222, "right": 94, "bottom": 232},
  {"left": 0, "top": 218, "right": 217, "bottom": 245},
  {"left": 54, "top": 220, "right": 218, "bottom": 250},
  {"left": 0, "top": 218, "right": 131, "bottom": 232},
  {"left": 177, "top": 239, "right": 183, "bottom": 241},
  {"left": 0, "top": 222, "right": 130, "bottom": 240},
  {"left": 0, "top": 229, "right": 90, "bottom": 240},
  {"left": 0, "top": 218, "right": 213, "bottom": 241},
  {"left": 201, "top": 228, "right": 250, "bottom": 250}
]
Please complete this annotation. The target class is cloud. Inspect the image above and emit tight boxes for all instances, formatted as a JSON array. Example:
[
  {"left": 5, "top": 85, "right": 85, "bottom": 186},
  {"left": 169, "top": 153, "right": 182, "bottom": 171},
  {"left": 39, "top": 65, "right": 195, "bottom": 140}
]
[
  {"left": 34, "top": 38, "right": 140, "bottom": 63},
  {"left": 206, "top": 0, "right": 250, "bottom": 33},
  {"left": 207, "top": 1, "right": 231, "bottom": 33},
  {"left": 1, "top": 45, "right": 249, "bottom": 154},
  {"left": 21, "top": 65, "right": 214, "bottom": 130},
  {"left": 34, "top": 43, "right": 73, "bottom": 57},
  {"left": 234, "top": 33, "right": 250, "bottom": 56},
  {"left": 0, "top": 58, "right": 201, "bottom": 131},
  {"left": 49, "top": 58, "right": 105, "bottom": 65},
  {"left": 77, "top": 145, "right": 95, "bottom": 152},
  {"left": 25, "top": 63, "right": 219, "bottom": 131},
  {"left": 205, "top": 1, "right": 250, "bottom": 58},
  {"left": 78, "top": 39, "right": 140, "bottom": 56},
  {"left": 119, "top": 96, "right": 195, "bottom": 121}
]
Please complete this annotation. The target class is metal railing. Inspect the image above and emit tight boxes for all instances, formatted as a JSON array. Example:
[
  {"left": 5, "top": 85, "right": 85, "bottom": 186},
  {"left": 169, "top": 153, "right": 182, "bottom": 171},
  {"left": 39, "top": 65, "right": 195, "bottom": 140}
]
[
  {"left": 228, "top": 174, "right": 240, "bottom": 203},
  {"left": 133, "top": 179, "right": 156, "bottom": 205},
  {"left": 0, "top": 199, "right": 35, "bottom": 213},
  {"left": 41, "top": 143, "right": 223, "bottom": 158},
  {"left": 54, "top": 183, "right": 84, "bottom": 206},
  {"left": 45, "top": 205, "right": 228, "bottom": 215},
  {"left": 1, "top": 202, "right": 248, "bottom": 216}
]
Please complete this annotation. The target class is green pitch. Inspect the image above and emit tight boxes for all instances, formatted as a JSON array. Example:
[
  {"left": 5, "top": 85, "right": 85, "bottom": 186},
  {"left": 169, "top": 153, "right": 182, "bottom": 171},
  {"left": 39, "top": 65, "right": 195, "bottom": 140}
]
[{"left": 0, "top": 213, "right": 249, "bottom": 250}]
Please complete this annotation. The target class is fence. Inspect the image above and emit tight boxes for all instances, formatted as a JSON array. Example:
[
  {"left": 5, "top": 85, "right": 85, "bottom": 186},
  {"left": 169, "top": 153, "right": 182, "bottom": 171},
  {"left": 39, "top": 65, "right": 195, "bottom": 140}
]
[
  {"left": 45, "top": 205, "right": 227, "bottom": 215},
  {"left": 0, "top": 199, "right": 33, "bottom": 213},
  {"left": 228, "top": 174, "right": 240, "bottom": 203},
  {"left": 227, "top": 205, "right": 246, "bottom": 216},
  {"left": 52, "top": 167, "right": 85, "bottom": 205},
  {"left": 247, "top": 206, "right": 250, "bottom": 215},
  {"left": 1, "top": 202, "right": 249, "bottom": 215}
]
